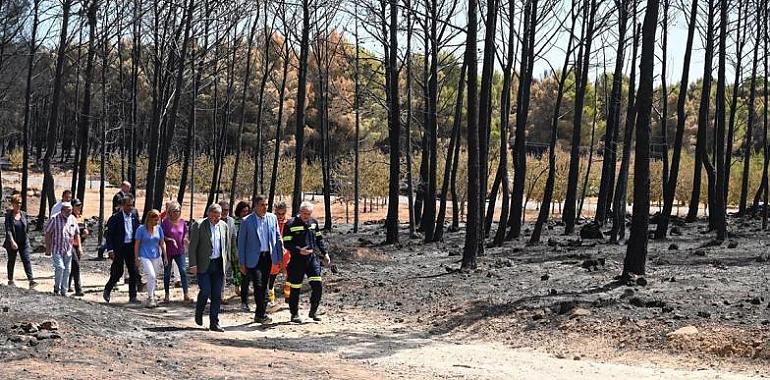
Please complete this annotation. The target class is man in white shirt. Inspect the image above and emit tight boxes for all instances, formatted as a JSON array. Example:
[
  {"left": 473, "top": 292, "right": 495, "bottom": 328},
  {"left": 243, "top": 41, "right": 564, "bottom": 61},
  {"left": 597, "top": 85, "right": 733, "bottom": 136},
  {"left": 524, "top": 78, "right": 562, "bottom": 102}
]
[{"left": 50, "top": 189, "right": 73, "bottom": 216}]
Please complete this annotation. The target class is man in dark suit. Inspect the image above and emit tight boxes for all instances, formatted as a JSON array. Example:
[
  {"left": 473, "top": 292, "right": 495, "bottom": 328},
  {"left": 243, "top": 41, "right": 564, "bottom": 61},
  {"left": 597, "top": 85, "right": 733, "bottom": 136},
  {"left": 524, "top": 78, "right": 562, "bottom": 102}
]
[
  {"left": 112, "top": 181, "right": 132, "bottom": 214},
  {"left": 189, "top": 203, "right": 230, "bottom": 332},
  {"left": 103, "top": 195, "right": 141, "bottom": 304}
]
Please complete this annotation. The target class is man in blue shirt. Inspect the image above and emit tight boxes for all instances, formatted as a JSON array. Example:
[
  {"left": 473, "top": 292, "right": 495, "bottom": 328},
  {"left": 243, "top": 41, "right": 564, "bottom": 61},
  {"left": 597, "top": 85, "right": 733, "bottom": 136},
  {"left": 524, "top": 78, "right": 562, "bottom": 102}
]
[{"left": 237, "top": 194, "right": 283, "bottom": 324}]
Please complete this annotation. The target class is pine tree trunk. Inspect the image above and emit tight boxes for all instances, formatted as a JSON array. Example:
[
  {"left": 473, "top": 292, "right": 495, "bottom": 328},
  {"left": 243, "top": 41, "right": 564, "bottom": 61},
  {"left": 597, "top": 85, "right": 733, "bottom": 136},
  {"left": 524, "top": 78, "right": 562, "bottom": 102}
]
[
  {"left": 384, "top": 0, "right": 401, "bottom": 244},
  {"left": 563, "top": 0, "right": 597, "bottom": 234},
  {"left": 623, "top": 0, "right": 660, "bottom": 278},
  {"left": 40, "top": 0, "right": 73, "bottom": 226},
  {"left": 462, "top": 0, "right": 480, "bottom": 269},
  {"left": 530, "top": 2, "right": 578, "bottom": 245},
  {"left": 21, "top": 0, "right": 40, "bottom": 212},
  {"left": 655, "top": 0, "right": 698, "bottom": 238},
  {"left": 291, "top": 0, "right": 311, "bottom": 214},
  {"left": 739, "top": 5, "right": 761, "bottom": 215},
  {"left": 595, "top": 0, "right": 629, "bottom": 225},
  {"left": 610, "top": 11, "right": 639, "bottom": 243}
]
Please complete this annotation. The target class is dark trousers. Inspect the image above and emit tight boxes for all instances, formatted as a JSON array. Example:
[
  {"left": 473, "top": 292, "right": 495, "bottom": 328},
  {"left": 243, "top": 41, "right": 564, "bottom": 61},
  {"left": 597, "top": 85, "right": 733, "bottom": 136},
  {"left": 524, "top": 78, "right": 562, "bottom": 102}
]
[
  {"left": 196, "top": 258, "right": 224, "bottom": 327},
  {"left": 243, "top": 253, "right": 272, "bottom": 319},
  {"left": 68, "top": 250, "right": 81, "bottom": 293},
  {"left": 287, "top": 255, "right": 322, "bottom": 316},
  {"left": 104, "top": 243, "right": 139, "bottom": 300},
  {"left": 6, "top": 247, "right": 33, "bottom": 282}
]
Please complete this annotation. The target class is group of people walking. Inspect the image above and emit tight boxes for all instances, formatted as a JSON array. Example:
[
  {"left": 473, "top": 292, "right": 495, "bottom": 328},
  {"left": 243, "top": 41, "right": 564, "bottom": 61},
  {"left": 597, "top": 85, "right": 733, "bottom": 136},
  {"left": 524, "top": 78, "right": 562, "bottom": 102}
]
[{"left": 3, "top": 181, "right": 332, "bottom": 332}]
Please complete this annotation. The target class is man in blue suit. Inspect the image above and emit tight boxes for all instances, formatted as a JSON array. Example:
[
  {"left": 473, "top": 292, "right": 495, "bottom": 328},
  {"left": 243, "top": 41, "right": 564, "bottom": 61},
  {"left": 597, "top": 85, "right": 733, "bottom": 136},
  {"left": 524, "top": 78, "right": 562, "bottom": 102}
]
[{"left": 237, "top": 194, "right": 283, "bottom": 324}]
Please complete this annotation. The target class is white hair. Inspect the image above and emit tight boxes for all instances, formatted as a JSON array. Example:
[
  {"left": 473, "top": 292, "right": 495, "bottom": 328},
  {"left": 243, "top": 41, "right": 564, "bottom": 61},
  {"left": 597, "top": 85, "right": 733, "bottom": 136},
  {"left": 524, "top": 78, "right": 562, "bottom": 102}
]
[
  {"left": 299, "top": 201, "right": 314, "bottom": 212},
  {"left": 207, "top": 203, "right": 222, "bottom": 214}
]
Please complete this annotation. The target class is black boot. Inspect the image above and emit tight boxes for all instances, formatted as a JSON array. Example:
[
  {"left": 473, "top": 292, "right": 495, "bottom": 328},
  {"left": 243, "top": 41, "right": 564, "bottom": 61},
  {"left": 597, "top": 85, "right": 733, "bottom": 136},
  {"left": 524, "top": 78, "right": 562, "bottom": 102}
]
[{"left": 309, "top": 303, "right": 321, "bottom": 322}]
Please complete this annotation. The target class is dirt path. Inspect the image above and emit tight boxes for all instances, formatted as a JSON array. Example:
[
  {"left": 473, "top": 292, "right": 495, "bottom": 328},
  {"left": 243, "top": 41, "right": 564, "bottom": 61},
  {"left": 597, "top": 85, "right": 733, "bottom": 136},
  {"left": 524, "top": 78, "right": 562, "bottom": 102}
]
[{"left": 1, "top": 240, "right": 768, "bottom": 379}]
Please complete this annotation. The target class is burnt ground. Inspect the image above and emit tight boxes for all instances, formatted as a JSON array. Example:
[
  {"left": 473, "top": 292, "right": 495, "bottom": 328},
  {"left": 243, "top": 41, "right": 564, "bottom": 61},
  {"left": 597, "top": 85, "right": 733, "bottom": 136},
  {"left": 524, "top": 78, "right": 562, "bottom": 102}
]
[{"left": 1, "top": 215, "right": 769, "bottom": 379}]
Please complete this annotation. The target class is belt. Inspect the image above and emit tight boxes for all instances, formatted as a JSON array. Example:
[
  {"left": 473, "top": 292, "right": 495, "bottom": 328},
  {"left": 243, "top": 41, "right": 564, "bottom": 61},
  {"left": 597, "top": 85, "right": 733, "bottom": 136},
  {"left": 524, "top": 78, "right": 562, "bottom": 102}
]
[{"left": 261, "top": 251, "right": 270, "bottom": 256}]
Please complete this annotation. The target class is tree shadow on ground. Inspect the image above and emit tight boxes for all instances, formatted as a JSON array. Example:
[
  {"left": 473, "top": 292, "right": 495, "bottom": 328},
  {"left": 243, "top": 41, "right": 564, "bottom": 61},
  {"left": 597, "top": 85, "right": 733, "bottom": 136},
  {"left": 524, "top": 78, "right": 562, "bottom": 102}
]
[
  {"left": 428, "top": 279, "right": 627, "bottom": 336},
  {"left": 207, "top": 329, "right": 434, "bottom": 360}
]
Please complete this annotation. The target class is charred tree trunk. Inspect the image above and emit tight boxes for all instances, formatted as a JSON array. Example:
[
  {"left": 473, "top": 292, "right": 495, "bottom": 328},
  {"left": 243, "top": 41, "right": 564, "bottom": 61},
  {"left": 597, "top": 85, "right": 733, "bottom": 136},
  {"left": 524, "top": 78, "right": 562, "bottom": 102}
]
[
  {"left": 530, "top": 2, "right": 578, "bottom": 245},
  {"left": 563, "top": 0, "right": 597, "bottom": 234},
  {"left": 21, "top": 0, "right": 40, "bottom": 212},
  {"left": 610, "top": 12, "right": 639, "bottom": 243},
  {"left": 39, "top": 0, "right": 73, "bottom": 227},
  {"left": 655, "top": 0, "right": 698, "bottom": 238},
  {"left": 435, "top": 60, "right": 467, "bottom": 242},
  {"left": 623, "top": 0, "right": 660, "bottom": 278},
  {"left": 462, "top": 0, "right": 480, "bottom": 269},
  {"left": 595, "top": 0, "right": 629, "bottom": 225},
  {"left": 291, "top": 0, "right": 311, "bottom": 214},
  {"left": 384, "top": 0, "right": 401, "bottom": 244},
  {"left": 739, "top": 5, "right": 761, "bottom": 215},
  {"left": 75, "top": 1, "right": 98, "bottom": 203},
  {"left": 687, "top": 1, "right": 716, "bottom": 222}
]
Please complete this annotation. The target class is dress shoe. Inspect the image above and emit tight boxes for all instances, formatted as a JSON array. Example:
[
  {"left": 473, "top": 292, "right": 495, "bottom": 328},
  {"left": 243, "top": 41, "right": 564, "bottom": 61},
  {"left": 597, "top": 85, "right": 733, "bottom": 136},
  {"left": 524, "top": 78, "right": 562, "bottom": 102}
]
[
  {"left": 290, "top": 314, "right": 303, "bottom": 324},
  {"left": 195, "top": 312, "right": 203, "bottom": 326},
  {"left": 309, "top": 312, "right": 322, "bottom": 322},
  {"left": 103, "top": 290, "right": 111, "bottom": 303},
  {"left": 128, "top": 298, "right": 141, "bottom": 304},
  {"left": 254, "top": 315, "right": 272, "bottom": 324},
  {"left": 209, "top": 324, "right": 224, "bottom": 332}
]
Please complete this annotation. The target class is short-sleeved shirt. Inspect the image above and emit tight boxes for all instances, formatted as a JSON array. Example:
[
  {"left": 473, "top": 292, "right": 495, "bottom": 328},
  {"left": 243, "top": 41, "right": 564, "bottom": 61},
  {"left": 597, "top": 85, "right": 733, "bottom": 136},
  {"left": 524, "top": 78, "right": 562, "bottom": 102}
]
[
  {"left": 161, "top": 218, "right": 187, "bottom": 257},
  {"left": 135, "top": 224, "right": 164, "bottom": 259},
  {"left": 45, "top": 213, "right": 79, "bottom": 256}
]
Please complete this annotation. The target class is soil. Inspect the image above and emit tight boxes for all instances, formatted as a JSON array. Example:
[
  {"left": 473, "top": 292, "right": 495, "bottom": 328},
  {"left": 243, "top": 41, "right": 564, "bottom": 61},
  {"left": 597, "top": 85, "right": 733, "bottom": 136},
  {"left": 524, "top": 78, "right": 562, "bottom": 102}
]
[
  {"left": 1, "top": 214, "right": 769, "bottom": 379},
  {"left": 1, "top": 171, "right": 768, "bottom": 378}
]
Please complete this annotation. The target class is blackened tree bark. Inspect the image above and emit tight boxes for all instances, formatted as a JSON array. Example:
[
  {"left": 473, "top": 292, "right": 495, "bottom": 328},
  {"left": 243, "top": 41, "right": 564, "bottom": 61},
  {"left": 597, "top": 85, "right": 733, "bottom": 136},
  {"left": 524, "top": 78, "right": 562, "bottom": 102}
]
[
  {"left": 229, "top": 15, "right": 259, "bottom": 212},
  {"left": 610, "top": 12, "right": 639, "bottom": 243},
  {"left": 655, "top": 0, "right": 698, "bottom": 238},
  {"left": 712, "top": 0, "right": 728, "bottom": 240},
  {"left": 75, "top": 0, "right": 98, "bottom": 203},
  {"left": 474, "top": 0, "right": 499, "bottom": 243},
  {"left": 687, "top": 0, "right": 715, "bottom": 222},
  {"left": 623, "top": 0, "right": 660, "bottom": 278},
  {"left": 39, "top": 0, "right": 73, "bottom": 227},
  {"left": 291, "top": 0, "right": 311, "bottom": 214},
  {"left": 21, "top": 0, "right": 40, "bottom": 212},
  {"left": 507, "top": 0, "right": 538, "bottom": 240},
  {"left": 490, "top": 0, "right": 517, "bottom": 246},
  {"left": 739, "top": 5, "right": 761, "bottom": 215},
  {"left": 724, "top": 0, "right": 746, "bottom": 204},
  {"left": 254, "top": 7, "right": 279, "bottom": 197},
  {"left": 269, "top": 6, "right": 292, "bottom": 210},
  {"left": 434, "top": 59, "right": 466, "bottom": 242},
  {"left": 462, "top": 0, "right": 480, "bottom": 269},
  {"left": 595, "top": 0, "right": 630, "bottom": 225},
  {"left": 563, "top": 0, "right": 597, "bottom": 234},
  {"left": 687, "top": 1, "right": 716, "bottom": 222},
  {"left": 384, "top": 0, "right": 401, "bottom": 244},
  {"left": 404, "top": 0, "right": 416, "bottom": 236},
  {"left": 422, "top": 0, "right": 441, "bottom": 242},
  {"left": 530, "top": 0, "right": 578, "bottom": 245},
  {"left": 152, "top": 0, "right": 195, "bottom": 209}
]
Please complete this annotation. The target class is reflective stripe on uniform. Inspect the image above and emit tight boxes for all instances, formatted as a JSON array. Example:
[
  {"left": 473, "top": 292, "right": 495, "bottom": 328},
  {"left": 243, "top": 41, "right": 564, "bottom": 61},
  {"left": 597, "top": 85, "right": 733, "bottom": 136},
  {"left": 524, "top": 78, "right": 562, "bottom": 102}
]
[
  {"left": 286, "top": 281, "right": 303, "bottom": 289},
  {"left": 290, "top": 226, "right": 305, "bottom": 232},
  {"left": 315, "top": 232, "right": 322, "bottom": 237},
  {"left": 308, "top": 276, "right": 322, "bottom": 282},
  {"left": 282, "top": 236, "right": 292, "bottom": 241}
]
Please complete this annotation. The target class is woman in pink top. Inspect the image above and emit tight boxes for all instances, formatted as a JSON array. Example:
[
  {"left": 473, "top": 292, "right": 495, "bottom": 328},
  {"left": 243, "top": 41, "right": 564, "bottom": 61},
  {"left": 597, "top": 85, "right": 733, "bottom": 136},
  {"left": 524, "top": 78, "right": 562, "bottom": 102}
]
[{"left": 161, "top": 201, "right": 191, "bottom": 303}]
